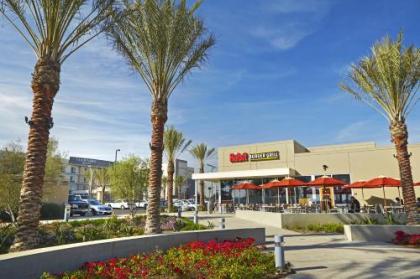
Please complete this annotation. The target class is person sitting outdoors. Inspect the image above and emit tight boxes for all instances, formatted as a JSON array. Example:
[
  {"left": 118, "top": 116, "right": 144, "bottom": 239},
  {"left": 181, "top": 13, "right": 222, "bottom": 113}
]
[
  {"left": 349, "top": 196, "right": 361, "bottom": 213},
  {"left": 395, "top": 197, "right": 404, "bottom": 206}
]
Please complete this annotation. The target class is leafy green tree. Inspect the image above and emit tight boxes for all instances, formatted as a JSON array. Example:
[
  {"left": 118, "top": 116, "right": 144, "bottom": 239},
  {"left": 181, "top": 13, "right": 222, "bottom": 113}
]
[
  {"left": 0, "top": 138, "right": 64, "bottom": 223},
  {"left": 108, "top": 0, "right": 214, "bottom": 233},
  {"left": 163, "top": 126, "right": 191, "bottom": 211},
  {"left": 108, "top": 156, "right": 149, "bottom": 218},
  {"left": 190, "top": 144, "right": 215, "bottom": 209},
  {"left": 93, "top": 168, "right": 110, "bottom": 203},
  {"left": 0, "top": 142, "right": 25, "bottom": 222},
  {"left": 0, "top": 0, "right": 117, "bottom": 251},
  {"left": 340, "top": 32, "right": 419, "bottom": 224}
]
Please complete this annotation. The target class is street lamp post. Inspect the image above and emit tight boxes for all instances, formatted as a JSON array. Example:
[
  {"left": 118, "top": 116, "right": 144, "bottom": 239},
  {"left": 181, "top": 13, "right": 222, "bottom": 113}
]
[{"left": 115, "top": 149, "right": 121, "bottom": 163}]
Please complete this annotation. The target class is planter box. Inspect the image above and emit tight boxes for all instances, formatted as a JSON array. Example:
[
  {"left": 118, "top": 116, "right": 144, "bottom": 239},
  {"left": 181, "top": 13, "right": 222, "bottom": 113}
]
[
  {"left": 344, "top": 224, "right": 420, "bottom": 242},
  {"left": 0, "top": 228, "right": 265, "bottom": 279}
]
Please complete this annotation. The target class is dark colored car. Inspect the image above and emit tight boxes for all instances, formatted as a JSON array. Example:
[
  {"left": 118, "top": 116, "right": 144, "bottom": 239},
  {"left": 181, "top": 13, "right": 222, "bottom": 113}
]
[{"left": 68, "top": 194, "right": 89, "bottom": 216}]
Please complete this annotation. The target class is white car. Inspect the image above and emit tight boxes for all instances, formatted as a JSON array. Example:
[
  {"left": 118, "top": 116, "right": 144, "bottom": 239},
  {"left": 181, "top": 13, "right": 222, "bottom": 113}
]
[
  {"left": 86, "top": 199, "right": 112, "bottom": 215},
  {"left": 107, "top": 199, "right": 130, "bottom": 209},
  {"left": 135, "top": 200, "right": 148, "bottom": 208}
]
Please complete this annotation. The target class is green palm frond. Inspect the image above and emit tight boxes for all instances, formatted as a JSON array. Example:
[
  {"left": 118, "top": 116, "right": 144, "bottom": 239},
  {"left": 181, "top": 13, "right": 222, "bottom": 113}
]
[
  {"left": 0, "top": 0, "right": 117, "bottom": 63},
  {"left": 108, "top": 0, "right": 215, "bottom": 98},
  {"left": 163, "top": 126, "right": 191, "bottom": 161},
  {"left": 190, "top": 143, "right": 215, "bottom": 167},
  {"left": 340, "top": 32, "right": 420, "bottom": 122}
]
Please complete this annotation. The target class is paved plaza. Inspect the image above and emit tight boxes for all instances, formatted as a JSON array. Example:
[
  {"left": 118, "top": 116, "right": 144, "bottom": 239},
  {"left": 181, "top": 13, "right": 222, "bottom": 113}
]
[{"left": 199, "top": 215, "right": 420, "bottom": 279}]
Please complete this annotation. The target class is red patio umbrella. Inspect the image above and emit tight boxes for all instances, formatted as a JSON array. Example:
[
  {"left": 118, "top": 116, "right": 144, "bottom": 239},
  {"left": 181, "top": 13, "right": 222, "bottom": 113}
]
[
  {"left": 414, "top": 182, "right": 420, "bottom": 186},
  {"left": 231, "top": 182, "right": 260, "bottom": 205},
  {"left": 306, "top": 176, "right": 346, "bottom": 212},
  {"left": 343, "top": 181, "right": 378, "bottom": 200},
  {"left": 364, "top": 176, "right": 400, "bottom": 206},
  {"left": 261, "top": 178, "right": 306, "bottom": 205}
]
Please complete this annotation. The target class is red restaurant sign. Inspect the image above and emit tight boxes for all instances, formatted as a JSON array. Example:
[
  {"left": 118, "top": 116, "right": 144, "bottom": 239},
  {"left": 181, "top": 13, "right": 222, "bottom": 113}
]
[{"left": 230, "top": 151, "right": 280, "bottom": 163}]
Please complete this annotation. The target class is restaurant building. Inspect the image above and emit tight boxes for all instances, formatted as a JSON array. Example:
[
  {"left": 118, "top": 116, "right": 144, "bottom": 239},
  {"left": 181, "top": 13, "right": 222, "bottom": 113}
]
[{"left": 192, "top": 140, "right": 420, "bottom": 205}]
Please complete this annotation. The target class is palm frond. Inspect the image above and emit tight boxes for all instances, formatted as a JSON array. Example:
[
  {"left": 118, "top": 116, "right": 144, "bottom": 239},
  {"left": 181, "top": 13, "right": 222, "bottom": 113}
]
[
  {"left": 340, "top": 32, "right": 420, "bottom": 123},
  {"left": 108, "top": 0, "right": 214, "bottom": 99},
  {"left": 163, "top": 126, "right": 191, "bottom": 161},
  {"left": 190, "top": 143, "right": 215, "bottom": 168},
  {"left": 0, "top": 0, "right": 118, "bottom": 63}
]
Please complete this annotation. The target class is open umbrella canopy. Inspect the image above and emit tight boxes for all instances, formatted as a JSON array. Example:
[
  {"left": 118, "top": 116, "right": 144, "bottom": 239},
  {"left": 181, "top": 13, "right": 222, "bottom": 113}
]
[
  {"left": 262, "top": 177, "right": 306, "bottom": 189},
  {"left": 414, "top": 181, "right": 420, "bottom": 186},
  {"left": 364, "top": 176, "right": 400, "bottom": 187},
  {"left": 343, "top": 181, "right": 366, "bottom": 189},
  {"left": 306, "top": 176, "right": 346, "bottom": 187},
  {"left": 231, "top": 182, "right": 260, "bottom": 190}
]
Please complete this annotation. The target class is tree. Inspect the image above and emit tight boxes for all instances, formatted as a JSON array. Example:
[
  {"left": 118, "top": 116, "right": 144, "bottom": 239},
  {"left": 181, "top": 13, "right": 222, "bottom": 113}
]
[
  {"left": 93, "top": 168, "right": 110, "bottom": 203},
  {"left": 163, "top": 126, "right": 191, "bottom": 211},
  {"left": 340, "top": 32, "right": 419, "bottom": 224},
  {"left": 0, "top": 138, "right": 64, "bottom": 223},
  {"left": 108, "top": 156, "right": 149, "bottom": 218},
  {"left": 108, "top": 0, "right": 214, "bottom": 233},
  {"left": 190, "top": 144, "right": 215, "bottom": 209},
  {"left": 161, "top": 175, "right": 168, "bottom": 200},
  {"left": 0, "top": 0, "right": 117, "bottom": 251},
  {"left": 174, "top": 175, "right": 186, "bottom": 199},
  {"left": 0, "top": 142, "right": 25, "bottom": 223}
]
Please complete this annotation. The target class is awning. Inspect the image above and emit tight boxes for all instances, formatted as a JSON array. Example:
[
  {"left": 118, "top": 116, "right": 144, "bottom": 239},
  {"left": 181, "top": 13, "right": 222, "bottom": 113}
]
[{"left": 192, "top": 168, "right": 294, "bottom": 181}]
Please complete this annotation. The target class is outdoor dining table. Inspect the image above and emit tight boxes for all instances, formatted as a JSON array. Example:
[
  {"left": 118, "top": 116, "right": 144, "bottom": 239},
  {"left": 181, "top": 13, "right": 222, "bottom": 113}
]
[
  {"left": 262, "top": 205, "right": 278, "bottom": 212},
  {"left": 384, "top": 205, "right": 404, "bottom": 214}
]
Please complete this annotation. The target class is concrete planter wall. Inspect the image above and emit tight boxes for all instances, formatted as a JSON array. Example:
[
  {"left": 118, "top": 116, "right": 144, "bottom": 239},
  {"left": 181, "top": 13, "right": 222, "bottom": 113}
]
[
  {"left": 0, "top": 228, "right": 265, "bottom": 279},
  {"left": 344, "top": 225, "right": 420, "bottom": 242},
  {"left": 235, "top": 210, "right": 406, "bottom": 229}
]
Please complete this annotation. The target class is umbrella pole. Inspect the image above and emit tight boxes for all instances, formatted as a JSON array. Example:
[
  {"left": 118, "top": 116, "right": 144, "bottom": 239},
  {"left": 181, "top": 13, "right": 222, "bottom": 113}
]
[
  {"left": 262, "top": 189, "right": 265, "bottom": 204},
  {"left": 362, "top": 188, "right": 365, "bottom": 202},
  {"left": 277, "top": 188, "right": 280, "bottom": 205},
  {"left": 285, "top": 188, "right": 289, "bottom": 204},
  {"left": 382, "top": 186, "right": 386, "bottom": 207},
  {"left": 246, "top": 190, "right": 249, "bottom": 205},
  {"left": 398, "top": 186, "right": 401, "bottom": 200}
]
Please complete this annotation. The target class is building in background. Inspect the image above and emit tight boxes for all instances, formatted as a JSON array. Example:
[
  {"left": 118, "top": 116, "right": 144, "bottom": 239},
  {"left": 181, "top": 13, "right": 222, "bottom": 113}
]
[
  {"left": 63, "top": 157, "right": 113, "bottom": 200},
  {"left": 162, "top": 159, "right": 194, "bottom": 199},
  {"left": 193, "top": 140, "right": 420, "bottom": 206}
]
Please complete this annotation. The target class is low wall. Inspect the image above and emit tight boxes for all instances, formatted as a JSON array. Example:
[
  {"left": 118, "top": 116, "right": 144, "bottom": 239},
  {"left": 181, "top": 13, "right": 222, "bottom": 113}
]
[
  {"left": 235, "top": 210, "right": 406, "bottom": 229},
  {"left": 0, "top": 228, "right": 264, "bottom": 279},
  {"left": 344, "top": 225, "right": 420, "bottom": 242}
]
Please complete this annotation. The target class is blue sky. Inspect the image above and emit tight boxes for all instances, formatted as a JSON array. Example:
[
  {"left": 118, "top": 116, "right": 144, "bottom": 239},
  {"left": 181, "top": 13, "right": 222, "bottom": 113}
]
[{"left": 0, "top": 0, "right": 419, "bottom": 167}]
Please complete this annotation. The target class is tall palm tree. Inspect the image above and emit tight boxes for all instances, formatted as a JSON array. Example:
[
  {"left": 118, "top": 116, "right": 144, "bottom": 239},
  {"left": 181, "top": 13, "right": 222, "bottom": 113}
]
[
  {"left": 163, "top": 126, "right": 191, "bottom": 211},
  {"left": 108, "top": 0, "right": 214, "bottom": 233},
  {"left": 340, "top": 33, "right": 419, "bottom": 224},
  {"left": 0, "top": 0, "right": 116, "bottom": 251},
  {"left": 174, "top": 175, "right": 186, "bottom": 198},
  {"left": 190, "top": 143, "right": 215, "bottom": 209}
]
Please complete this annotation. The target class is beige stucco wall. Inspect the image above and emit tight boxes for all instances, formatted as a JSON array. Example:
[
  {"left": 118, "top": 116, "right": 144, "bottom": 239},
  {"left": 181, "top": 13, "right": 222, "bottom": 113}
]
[{"left": 218, "top": 140, "right": 420, "bottom": 202}]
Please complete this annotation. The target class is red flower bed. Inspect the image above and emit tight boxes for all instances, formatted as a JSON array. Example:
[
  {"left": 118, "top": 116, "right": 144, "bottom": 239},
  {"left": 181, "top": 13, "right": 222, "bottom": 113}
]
[
  {"left": 41, "top": 238, "right": 276, "bottom": 279},
  {"left": 393, "top": 231, "right": 420, "bottom": 246}
]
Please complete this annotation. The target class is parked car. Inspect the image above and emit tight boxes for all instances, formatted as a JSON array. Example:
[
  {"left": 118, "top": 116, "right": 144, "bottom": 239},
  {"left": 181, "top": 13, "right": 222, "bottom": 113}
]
[
  {"left": 135, "top": 200, "right": 148, "bottom": 208},
  {"left": 107, "top": 199, "right": 130, "bottom": 209},
  {"left": 86, "top": 199, "right": 112, "bottom": 215},
  {"left": 68, "top": 194, "right": 89, "bottom": 216},
  {"left": 173, "top": 200, "right": 190, "bottom": 211}
]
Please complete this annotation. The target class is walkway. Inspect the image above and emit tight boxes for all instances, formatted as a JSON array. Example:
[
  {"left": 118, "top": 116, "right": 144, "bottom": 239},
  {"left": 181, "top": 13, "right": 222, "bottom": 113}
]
[{"left": 201, "top": 216, "right": 420, "bottom": 279}]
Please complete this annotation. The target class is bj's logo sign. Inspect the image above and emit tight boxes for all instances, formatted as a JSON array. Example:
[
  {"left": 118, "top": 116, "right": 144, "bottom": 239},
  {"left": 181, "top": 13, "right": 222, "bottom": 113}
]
[
  {"left": 230, "top": 152, "right": 249, "bottom": 163},
  {"left": 229, "top": 151, "right": 280, "bottom": 163}
]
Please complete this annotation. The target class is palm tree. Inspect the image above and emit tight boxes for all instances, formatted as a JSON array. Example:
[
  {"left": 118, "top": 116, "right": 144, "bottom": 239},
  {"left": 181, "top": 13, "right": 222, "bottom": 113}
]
[
  {"left": 340, "top": 33, "right": 419, "bottom": 224},
  {"left": 174, "top": 175, "right": 186, "bottom": 199},
  {"left": 190, "top": 143, "right": 215, "bottom": 209},
  {"left": 108, "top": 0, "right": 214, "bottom": 233},
  {"left": 163, "top": 126, "right": 191, "bottom": 211},
  {"left": 161, "top": 175, "right": 168, "bottom": 200},
  {"left": 0, "top": 0, "right": 116, "bottom": 251}
]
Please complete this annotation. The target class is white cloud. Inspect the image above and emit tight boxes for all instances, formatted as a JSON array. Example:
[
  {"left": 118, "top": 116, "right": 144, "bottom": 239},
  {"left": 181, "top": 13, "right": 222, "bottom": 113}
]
[
  {"left": 267, "top": 0, "right": 332, "bottom": 15},
  {"left": 252, "top": 24, "right": 314, "bottom": 50}
]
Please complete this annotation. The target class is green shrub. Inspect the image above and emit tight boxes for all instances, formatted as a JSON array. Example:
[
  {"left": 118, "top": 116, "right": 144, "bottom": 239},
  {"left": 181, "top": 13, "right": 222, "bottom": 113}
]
[
  {"left": 0, "top": 224, "right": 16, "bottom": 253},
  {"left": 40, "top": 203, "right": 65, "bottom": 220},
  {"left": 285, "top": 223, "right": 344, "bottom": 234}
]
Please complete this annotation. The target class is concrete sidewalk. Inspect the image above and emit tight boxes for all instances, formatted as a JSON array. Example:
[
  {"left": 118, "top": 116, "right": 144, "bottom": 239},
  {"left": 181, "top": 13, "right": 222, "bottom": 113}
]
[{"left": 200, "top": 216, "right": 420, "bottom": 279}]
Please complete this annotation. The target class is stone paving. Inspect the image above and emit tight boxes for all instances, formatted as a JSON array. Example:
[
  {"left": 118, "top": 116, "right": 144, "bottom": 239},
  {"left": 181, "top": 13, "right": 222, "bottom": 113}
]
[{"left": 199, "top": 215, "right": 420, "bottom": 279}]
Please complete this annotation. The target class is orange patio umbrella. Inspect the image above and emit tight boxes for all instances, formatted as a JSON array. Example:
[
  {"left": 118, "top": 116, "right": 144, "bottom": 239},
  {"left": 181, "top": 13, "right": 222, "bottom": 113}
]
[
  {"left": 363, "top": 176, "right": 400, "bottom": 206},
  {"left": 306, "top": 176, "right": 346, "bottom": 211},
  {"left": 232, "top": 182, "right": 260, "bottom": 205}
]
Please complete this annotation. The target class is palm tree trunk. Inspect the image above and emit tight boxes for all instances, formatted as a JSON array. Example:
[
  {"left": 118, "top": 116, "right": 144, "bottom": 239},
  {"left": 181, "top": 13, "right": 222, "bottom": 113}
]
[
  {"left": 11, "top": 58, "right": 60, "bottom": 251},
  {"left": 390, "top": 120, "right": 417, "bottom": 225},
  {"left": 167, "top": 159, "right": 174, "bottom": 212},
  {"left": 199, "top": 163, "right": 205, "bottom": 209},
  {"left": 145, "top": 99, "right": 167, "bottom": 234}
]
